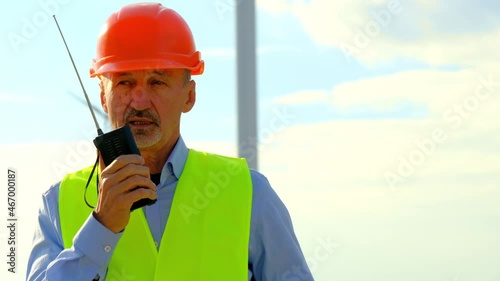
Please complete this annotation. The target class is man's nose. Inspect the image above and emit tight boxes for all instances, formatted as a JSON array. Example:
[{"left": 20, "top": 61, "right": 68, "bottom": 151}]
[{"left": 129, "top": 85, "right": 152, "bottom": 110}]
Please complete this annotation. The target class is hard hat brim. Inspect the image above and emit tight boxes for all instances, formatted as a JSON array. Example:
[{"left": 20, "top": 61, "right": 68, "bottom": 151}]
[{"left": 90, "top": 58, "right": 204, "bottom": 77}]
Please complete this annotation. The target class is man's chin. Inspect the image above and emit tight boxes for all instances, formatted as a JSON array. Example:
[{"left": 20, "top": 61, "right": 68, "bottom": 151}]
[
  {"left": 135, "top": 138, "right": 161, "bottom": 149},
  {"left": 131, "top": 129, "right": 162, "bottom": 149}
]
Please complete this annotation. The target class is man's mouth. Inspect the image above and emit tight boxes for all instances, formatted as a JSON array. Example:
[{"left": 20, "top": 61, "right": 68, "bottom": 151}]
[{"left": 127, "top": 118, "right": 156, "bottom": 127}]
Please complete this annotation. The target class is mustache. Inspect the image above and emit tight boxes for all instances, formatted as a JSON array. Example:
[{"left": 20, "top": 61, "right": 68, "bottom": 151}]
[{"left": 123, "top": 109, "right": 160, "bottom": 125}]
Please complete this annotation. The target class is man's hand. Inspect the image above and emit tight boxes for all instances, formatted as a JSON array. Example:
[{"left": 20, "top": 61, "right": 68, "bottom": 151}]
[{"left": 94, "top": 154, "right": 157, "bottom": 233}]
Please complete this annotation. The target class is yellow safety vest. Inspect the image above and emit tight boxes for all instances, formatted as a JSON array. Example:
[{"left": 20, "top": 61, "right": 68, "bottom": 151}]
[{"left": 59, "top": 149, "right": 252, "bottom": 281}]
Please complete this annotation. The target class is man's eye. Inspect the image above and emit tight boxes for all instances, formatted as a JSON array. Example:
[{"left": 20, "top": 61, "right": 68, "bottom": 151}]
[
  {"left": 117, "top": 80, "right": 130, "bottom": 86},
  {"left": 152, "top": 80, "right": 166, "bottom": 86}
]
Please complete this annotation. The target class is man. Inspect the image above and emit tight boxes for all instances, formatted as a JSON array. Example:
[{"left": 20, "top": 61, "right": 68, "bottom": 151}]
[{"left": 27, "top": 3, "right": 314, "bottom": 281}]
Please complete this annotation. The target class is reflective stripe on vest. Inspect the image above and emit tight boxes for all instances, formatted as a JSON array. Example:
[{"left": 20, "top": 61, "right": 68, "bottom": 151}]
[{"left": 59, "top": 149, "right": 252, "bottom": 281}]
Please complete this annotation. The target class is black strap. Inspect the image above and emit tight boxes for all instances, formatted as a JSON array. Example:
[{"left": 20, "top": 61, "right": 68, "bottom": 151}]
[{"left": 83, "top": 154, "right": 99, "bottom": 209}]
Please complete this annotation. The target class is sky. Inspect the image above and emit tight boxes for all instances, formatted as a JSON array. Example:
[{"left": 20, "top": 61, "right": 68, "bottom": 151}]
[{"left": 1, "top": 0, "right": 500, "bottom": 280}]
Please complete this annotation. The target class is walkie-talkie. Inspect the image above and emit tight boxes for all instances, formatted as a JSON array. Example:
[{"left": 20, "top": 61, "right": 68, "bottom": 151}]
[
  {"left": 53, "top": 15, "right": 157, "bottom": 211},
  {"left": 93, "top": 127, "right": 157, "bottom": 211}
]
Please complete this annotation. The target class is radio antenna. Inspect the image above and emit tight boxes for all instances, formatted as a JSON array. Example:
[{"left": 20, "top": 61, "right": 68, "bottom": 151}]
[{"left": 53, "top": 15, "right": 103, "bottom": 136}]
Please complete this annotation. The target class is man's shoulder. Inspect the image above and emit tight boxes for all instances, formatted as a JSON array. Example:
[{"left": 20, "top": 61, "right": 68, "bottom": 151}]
[
  {"left": 43, "top": 180, "right": 62, "bottom": 198},
  {"left": 248, "top": 168, "right": 293, "bottom": 233},
  {"left": 249, "top": 169, "right": 271, "bottom": 189},
  {"left": 248, "top": 169, "right": 283, "bottom": 204}
]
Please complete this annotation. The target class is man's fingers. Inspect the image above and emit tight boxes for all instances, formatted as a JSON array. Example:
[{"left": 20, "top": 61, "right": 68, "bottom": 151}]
[
  {"left": 101, "top": 154, "right": 145, "bottom": 174},
  {"left": 119, "top": 187, "right": 158, "bottom": 207},
  {"left": 107, "top": 175, "right": 156, "bottom": 198},
  {"left": 99, "top": 157, "right": 151, "bottom": 196},
  {"left": 115, "top": 163, "right": 151, "bottom": 179}
]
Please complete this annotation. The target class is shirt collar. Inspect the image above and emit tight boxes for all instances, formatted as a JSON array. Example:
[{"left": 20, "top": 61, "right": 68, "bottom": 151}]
[{"left": 160, "top": 135, "right": 189, "bottom": 184}]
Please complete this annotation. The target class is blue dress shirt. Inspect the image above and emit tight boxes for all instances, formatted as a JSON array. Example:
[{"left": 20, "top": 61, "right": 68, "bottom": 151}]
[{"left": 26, "top": 137, "right": 314, "bottom": 281}]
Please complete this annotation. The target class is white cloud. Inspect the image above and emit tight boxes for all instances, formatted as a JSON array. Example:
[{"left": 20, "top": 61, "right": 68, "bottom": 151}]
[
  {"left": 267, "top": 67, "right": 500, "bottom": 214},
  {"left": 257, "top": 0, "right": 500, "bottom": 66},
  {"left": 413, "top": 0, "right": 438, "bottom": 10},
  {"left": 260, "top": 119, "right": 500, "bottom": 190},
  {"left": 262, "top": 118, "right": 500, "bottom": 280},
  {"left": 272, "top": 89, "right": 329, "bottom": 105},
  {"left": 331, "top": 69, "right": 489, "bottom": 113},
  {"left": 273, "top": 69, "right": 500, "bottom": 133}
]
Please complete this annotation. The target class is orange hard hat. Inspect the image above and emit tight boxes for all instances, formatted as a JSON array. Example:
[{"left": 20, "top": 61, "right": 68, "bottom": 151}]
[{"left": 89, "top": 2, "right": 204, "bottom": 77}]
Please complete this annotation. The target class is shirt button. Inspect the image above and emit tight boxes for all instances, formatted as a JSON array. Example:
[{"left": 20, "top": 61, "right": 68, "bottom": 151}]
[
  {"left": 104, "top": 245, "right": 112, "bottom": 253},
  {"left": 154, "top": 241, "right": 158, "bottom": 248}
]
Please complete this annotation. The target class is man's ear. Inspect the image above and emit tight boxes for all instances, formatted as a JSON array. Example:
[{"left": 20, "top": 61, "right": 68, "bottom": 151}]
[
  {"left": 99, "top": 80, "right": 108, "bottom": 113},
  {"left": 182, "top": 80, "right": 196, "bottom": 113}
]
